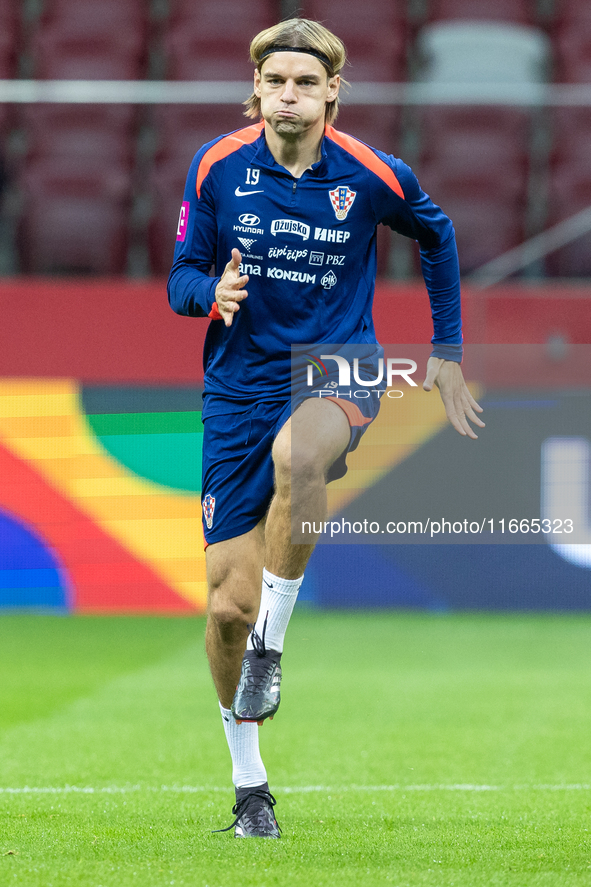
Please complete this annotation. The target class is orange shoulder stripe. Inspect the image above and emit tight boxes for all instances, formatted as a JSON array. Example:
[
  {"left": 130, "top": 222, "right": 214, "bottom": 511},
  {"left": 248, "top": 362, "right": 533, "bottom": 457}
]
[
  {"left": 196, "top": 122, "right": 264, "bottom": 198},
  {"left": 325, "top": 125, "right": 405, "bottom": 200}
]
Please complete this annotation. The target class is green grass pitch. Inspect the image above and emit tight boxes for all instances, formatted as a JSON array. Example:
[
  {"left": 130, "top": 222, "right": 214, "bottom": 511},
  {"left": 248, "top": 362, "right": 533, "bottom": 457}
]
[{"left": 0, "top": 611, "right": 590, "bottom": 886}]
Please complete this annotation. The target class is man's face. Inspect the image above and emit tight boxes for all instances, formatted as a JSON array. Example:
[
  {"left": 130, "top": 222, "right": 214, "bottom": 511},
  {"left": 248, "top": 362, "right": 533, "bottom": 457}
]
[{"left": 254, "top": 51, "right": 340, "bottom": 137}]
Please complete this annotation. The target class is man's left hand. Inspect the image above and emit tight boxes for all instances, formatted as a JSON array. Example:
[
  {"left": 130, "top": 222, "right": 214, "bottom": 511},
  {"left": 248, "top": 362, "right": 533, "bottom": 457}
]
[{"left": 423, "top": 357, "right": 485, "bottom": 440}]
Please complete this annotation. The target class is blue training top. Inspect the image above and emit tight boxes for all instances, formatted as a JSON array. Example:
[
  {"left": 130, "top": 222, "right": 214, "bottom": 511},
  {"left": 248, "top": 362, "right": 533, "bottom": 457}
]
[{"left": 167, "top": 122, "right": 463, "bottom": 412}]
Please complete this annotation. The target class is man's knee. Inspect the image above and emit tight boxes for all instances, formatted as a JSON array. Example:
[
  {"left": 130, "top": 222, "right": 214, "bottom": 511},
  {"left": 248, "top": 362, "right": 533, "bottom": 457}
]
[
  {"left": 206, "top": 531, "right": 263, "bottom": 640},
  {"left": 208, "top": 585, "right": 254, "bottom": 641},
  {"left": 272, "top": 431, "right": 325, "bottom": 490}
]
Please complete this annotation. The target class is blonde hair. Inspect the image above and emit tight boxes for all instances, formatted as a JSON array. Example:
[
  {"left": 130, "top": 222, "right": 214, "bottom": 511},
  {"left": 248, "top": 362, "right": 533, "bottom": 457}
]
[{"left": 244, "top": 18, "right": 348, "bottom": 125}]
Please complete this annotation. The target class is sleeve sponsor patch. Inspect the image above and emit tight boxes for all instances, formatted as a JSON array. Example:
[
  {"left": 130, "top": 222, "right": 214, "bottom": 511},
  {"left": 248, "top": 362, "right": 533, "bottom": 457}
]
[{"left": 176, "top": 201, "right": 190, "bottom": 241}]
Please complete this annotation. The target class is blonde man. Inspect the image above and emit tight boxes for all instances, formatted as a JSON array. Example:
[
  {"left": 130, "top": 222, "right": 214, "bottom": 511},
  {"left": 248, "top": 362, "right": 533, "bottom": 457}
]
[{"left": 168, "top": 18, "right": 483, "bottom": 838}]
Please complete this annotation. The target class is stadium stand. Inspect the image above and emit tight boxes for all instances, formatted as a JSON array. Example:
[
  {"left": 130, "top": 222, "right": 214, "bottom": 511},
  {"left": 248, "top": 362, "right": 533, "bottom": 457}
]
[
  {"left": 149, "top": 104, "right": 248, "bottom": 274},
  {"left": 164, "top": 0, "right": 276, "bottom": 80},
  {"left": 552, "top": 0, "right": 591, "bottom": 83},
  {"left": 426, "top": 0, "right": 536, "bottom": 25},
  {"left": 17, "top": 158, "right": 131, "bottom": 274},
  {"left": 30, "top": 0, "right": 148, "bottom": 79},
  {"left": 301, "top": 0, "right": 407, "bottom": 81},
  {"left": 545, "top": 1, "right": 591, "bottom": 275},
  {"left": 413, "top": 21, "right": 549, "bottom": 273},
  {"left": 546, "top": 108, "right": 591, "bottom": 277},
  {"left": 0, "top": 0, "right": 19, "bottom": 143},
  {"left": 20, "top": 104, "right": 138, "bottom": 167}
]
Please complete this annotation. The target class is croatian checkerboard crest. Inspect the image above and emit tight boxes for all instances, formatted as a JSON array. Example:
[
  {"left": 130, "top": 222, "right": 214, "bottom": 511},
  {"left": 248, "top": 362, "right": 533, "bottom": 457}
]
[{"left": 328, "top": 186, "right": 356, "bottom": 221}]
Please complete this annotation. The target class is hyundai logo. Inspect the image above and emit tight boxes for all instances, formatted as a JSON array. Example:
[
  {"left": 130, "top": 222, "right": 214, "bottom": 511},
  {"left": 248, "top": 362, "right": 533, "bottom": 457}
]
[{"left": 239, "top": 213, "right": 261, "bottom": 226}]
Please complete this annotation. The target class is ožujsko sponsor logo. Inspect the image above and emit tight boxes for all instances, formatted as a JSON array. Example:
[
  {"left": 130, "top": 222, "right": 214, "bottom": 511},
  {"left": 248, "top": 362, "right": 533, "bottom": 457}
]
[
  {"left": 267, "top": 267, "right": 316, "bottom": 283},
  {"left": 268, "top": 246, "right": 308, "bottom": 261},
  {"left": 270, "top": 219, "right": 310, "bottom": 240}
]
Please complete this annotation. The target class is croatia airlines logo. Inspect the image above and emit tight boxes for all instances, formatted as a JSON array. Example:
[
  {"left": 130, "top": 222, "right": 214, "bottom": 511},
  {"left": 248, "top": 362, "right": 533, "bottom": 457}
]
[
  {"left": 176, "top": 201, "right": 189, "bottom": 241},
  {"left": 329, "top": 186, "right": 356, "bottom": 221},
  {"left": 202, "top": 494, "right": 216, "bottom": 530}
]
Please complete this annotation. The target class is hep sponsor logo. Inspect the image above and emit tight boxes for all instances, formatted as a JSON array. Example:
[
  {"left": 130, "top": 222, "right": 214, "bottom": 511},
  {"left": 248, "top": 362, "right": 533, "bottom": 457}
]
[
  {"left": 270, "top": 219, "right": 310, "bottom": 240},
  {"left": 268, "top": 246, "right": 308, "bottom": 261},
  {"left": 314, "top": 227, "right": 351, "bottom": 243},
  {"left": 176, "top": 201, "right": 189, "bottom": 241},
  {"left": 328, "top": 185, "right": 356, "bottom": 220}
]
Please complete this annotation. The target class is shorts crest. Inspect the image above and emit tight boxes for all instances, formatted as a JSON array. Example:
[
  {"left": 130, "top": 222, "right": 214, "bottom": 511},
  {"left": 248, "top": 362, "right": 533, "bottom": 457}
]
[{"left": 202, "top": 493, "right": 216, "bottom": 529}]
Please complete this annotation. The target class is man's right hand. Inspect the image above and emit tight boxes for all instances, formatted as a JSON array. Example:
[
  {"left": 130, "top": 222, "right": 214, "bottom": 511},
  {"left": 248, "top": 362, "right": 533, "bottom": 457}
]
[{"left": 215, "top": 248, "right": 248, "bottom": 327}]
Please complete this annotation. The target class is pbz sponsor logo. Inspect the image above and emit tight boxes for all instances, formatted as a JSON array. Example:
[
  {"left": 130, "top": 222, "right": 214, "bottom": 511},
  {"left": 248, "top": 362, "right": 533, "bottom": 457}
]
[
  {"left": 270, "top": 219, "right": 310, "bottom": 240},
  {"left": 267, "top": 267, "right": 316, "bottom": 283}
]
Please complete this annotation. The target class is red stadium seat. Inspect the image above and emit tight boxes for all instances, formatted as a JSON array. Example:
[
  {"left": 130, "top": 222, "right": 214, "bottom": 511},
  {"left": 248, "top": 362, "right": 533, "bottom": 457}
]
[
  {"left": 0, "top": 0, "right": 20, "bottom": 78},
  {"left": 554, "top": 20, "right": 591, "bottom": 82},
  {"left": 546, "top": 163, "right": 591, "bottom": 277},
  {"left": 18, "top": 158, "right": 131, "bottom": 274},
  {"left": 39, "top": 0, "right": 147, "bottom": 26},
  {"left": 21, "top": 104, "right": 138, "bottom": 167},
  {"left": 148, "top": 159, "right": 190, "bottom": 275},
  {"left": 164, "top": 0, "right": 275, "bottom": 80},
  {"left": 301, "top": 0, "right": 408, "bottom": 81},
  {"left": 149, "top": 104, "right": 259, "bottom": 273},
  {"left": 152, "top": 105, "right": 250, "bottom": 165},
  {"left": 418, "top": 107, "right": 530, "bottom": 184},
  {"left": 335, "top": 105, "right": 401, "bottom": 155},
  {"left": 546, "top": 109, "right": 591, "bottom": 276},
  {"left": 427, "top": 0, "right": 536, "bottom": 25},
  {"left": 422, "top": 186, "right": 525, "bottom": 272},
  {"left": 30, "top": 0, "right": 147, "bottom": 79}
]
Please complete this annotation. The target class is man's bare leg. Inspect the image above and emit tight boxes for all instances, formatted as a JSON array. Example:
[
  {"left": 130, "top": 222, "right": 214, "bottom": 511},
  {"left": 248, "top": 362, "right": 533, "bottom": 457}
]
[
  {"left": 232, "top": 398, "right": 352, "bottom": 723},
  {"left": 205, "top": 523, "right": 265, "bottom": 708},
  {"left": 266, "top": 397, "right": 351, "bottom": 577}
]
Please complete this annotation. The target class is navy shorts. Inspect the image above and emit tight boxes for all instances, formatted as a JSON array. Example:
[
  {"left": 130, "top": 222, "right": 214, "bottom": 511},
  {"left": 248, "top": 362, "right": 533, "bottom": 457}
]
[{"left": 200, "top": 386, "right": 382, "bottom": 546}]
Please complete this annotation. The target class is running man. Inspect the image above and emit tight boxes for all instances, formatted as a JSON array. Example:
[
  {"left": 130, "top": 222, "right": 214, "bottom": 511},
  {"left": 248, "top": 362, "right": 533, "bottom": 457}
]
[{"left": 168, "top": 17, "right": 484, "bottom": 838}]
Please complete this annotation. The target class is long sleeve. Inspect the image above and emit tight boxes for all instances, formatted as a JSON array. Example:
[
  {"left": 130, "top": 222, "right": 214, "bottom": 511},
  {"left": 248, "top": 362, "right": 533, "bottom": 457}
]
[{"left": 167, "top": 149, "right": 222, "bottom": 320}]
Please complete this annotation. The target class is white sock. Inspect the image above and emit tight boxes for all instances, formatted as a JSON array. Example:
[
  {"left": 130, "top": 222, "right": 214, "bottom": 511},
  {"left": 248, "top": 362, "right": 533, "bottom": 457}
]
[
  {"left": 219, "top": 703, "right": 267, "bottom": 789},
  {"left": 246, "top": 568, "right": 303, "bottom": 654}
]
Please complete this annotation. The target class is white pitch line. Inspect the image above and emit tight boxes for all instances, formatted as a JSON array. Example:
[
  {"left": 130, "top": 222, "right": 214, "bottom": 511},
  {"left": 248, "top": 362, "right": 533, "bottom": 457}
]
[{"left": 0, "top": 784, "right": 590, "bottom": 795}]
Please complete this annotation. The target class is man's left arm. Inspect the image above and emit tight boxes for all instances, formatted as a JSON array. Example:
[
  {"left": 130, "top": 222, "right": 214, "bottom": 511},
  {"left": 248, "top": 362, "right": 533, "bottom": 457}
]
[{"left": 374, "top": 156, "right": 484, "bottom": 438}]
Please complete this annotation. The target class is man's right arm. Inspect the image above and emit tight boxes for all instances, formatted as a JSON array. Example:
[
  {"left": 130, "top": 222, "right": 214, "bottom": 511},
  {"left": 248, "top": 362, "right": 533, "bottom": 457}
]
[{"left": 167, "top": 152, "right": 222, "bottom": 319}]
